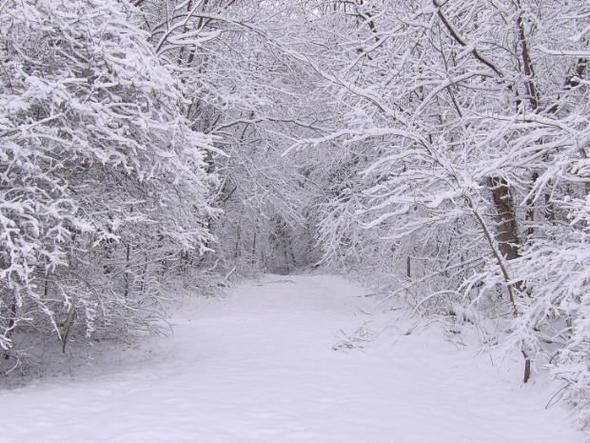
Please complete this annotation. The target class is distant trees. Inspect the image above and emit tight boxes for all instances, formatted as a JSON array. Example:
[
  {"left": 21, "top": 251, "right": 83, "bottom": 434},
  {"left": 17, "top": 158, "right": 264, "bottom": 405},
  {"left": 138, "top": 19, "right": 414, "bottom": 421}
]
[
  {"left": 0, "top": 0, "right": 216, "bottom": 367},
  {"left": 135, "top": 0, "right": 325, "bottom": 273}
]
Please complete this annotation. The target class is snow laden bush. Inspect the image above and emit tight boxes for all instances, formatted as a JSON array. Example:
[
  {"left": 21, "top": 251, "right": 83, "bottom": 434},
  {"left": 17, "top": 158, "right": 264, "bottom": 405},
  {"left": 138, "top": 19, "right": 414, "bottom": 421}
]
[
  {"left": 513, "top": 157, "right": 590, "bottom": 427},
  {"left": 0, "top": 0, "right": 217, "bottom": 368}
]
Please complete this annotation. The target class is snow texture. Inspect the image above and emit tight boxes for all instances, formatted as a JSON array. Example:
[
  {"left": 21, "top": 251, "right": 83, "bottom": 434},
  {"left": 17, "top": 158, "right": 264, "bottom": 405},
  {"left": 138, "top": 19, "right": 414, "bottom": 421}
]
[{"left": 0, "top": 275, "right": 584, "bottom": 443}]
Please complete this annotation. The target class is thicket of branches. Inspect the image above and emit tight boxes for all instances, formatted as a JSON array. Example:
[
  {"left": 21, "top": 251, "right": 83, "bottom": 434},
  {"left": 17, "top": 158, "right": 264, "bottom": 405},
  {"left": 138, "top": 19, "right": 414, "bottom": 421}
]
[{"left": 0, "top": 0, "right": 216, "bottom": 369}]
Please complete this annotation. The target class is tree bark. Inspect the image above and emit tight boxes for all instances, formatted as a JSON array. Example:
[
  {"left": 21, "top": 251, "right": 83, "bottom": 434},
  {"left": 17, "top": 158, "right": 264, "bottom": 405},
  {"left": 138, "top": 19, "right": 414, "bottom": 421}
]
[{"left": 489, "top": 177, "right": 521, "bottom": 261}]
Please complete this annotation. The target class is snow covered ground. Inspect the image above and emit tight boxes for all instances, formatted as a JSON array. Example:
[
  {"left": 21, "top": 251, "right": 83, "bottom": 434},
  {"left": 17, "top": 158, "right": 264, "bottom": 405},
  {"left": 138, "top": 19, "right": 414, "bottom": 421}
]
[{"left": 0, "top": 275, "right": 585, "bottom": 443}]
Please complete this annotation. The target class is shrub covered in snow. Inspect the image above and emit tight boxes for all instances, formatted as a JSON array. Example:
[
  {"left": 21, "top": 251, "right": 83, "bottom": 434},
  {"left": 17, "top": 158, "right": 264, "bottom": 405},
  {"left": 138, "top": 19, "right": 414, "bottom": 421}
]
[{"left": 0, "top": 0, "right": 216, "bottom": 367}]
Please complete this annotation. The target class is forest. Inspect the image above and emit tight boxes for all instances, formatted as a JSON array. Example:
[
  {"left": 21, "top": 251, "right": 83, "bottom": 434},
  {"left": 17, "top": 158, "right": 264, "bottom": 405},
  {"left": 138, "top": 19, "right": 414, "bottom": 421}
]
[{"left": 0, "top": 0, "right": 589, "bottom": 436}]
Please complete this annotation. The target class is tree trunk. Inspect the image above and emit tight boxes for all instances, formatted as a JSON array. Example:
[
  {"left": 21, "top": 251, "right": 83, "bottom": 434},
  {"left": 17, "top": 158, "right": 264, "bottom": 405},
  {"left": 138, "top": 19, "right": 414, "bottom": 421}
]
[{"left": 489, "top": 177, "right": 521, "bottom": 261}]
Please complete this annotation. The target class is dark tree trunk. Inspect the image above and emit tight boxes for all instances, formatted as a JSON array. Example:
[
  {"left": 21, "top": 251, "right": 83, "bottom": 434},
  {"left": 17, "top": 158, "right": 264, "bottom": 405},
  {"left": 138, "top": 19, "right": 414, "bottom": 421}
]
[{"left": 489, "top": 177, "right": 521, "bottom": 261}]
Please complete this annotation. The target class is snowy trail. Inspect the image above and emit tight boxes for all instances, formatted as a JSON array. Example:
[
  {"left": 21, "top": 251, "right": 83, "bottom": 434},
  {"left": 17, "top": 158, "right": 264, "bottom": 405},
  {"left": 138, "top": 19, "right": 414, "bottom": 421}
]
[{"left": 0, "top": 275, "right": 584, "bottom": 443}]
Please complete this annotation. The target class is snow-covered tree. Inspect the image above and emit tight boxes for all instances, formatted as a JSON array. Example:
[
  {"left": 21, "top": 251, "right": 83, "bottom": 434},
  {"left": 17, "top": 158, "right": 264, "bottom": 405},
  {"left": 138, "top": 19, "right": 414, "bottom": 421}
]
[
  {"left": 281, "top": 0, "right": 589, "bottom": 426},
  {"left": 0, "top": 0, "right": 216, "bottom": 366}
]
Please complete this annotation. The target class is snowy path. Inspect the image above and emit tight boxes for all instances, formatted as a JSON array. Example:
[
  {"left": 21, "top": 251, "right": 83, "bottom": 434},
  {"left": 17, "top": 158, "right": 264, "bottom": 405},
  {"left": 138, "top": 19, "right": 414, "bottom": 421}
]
[{"left": 0, "top": 275, "right": 584, "bottom": 443}]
